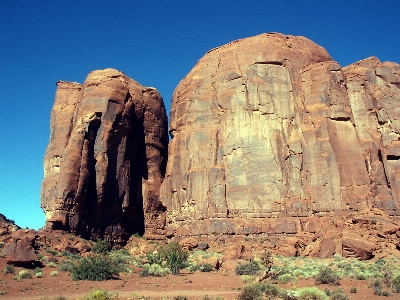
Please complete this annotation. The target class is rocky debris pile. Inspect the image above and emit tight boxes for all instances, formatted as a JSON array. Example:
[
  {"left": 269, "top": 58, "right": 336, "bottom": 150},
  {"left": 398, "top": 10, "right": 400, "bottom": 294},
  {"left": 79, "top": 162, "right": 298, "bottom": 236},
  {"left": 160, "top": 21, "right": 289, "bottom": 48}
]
[
  {"left": 40, "top": 69, "right": 168, "bottom": 245},
  {"left": 3, "top": 229, "right": 44, "bottom": 267},
  {"left": 0, "top": 213, "right": 20, "bottom": 238},
  {"left": 161, "top": 32, "right": 400, "bottom": 239},
  {"left": 179, "top": 208, "right": 399, "bottom": 261},
  {"left": 2, "top": 227, "right": 93, "bottom": 268}
]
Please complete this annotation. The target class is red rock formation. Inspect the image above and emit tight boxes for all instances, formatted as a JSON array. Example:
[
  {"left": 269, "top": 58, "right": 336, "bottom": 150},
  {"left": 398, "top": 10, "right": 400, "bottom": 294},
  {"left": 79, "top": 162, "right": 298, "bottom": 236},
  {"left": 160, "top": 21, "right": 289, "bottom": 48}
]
[
  {"left": 4, "top": 230, "right": 41, "bottom": 267},
  {"left": 161, "top": 33, "right": 400, "bottom": 238},
  {"left": 0, "top": 213, "right": 20, "bottom": 239},
  {"left": 41, "top": 69, "right": 168, "bottom": 244}
]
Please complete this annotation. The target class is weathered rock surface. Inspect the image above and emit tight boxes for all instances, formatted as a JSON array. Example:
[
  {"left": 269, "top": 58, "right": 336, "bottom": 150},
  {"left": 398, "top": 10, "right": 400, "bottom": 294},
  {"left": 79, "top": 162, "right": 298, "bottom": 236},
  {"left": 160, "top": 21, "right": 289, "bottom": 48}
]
[
  {"left": 0, "top": 213, "right": 20, "bottom": 239},
  {"left": 41, "top": 69, "right": 168, "bottom": 244},
  {"left": 4, "top": 229, "right": 42, "bottom": 267},
  {"left": 161, "top": 32, "right": 400, "bottom": 239}
]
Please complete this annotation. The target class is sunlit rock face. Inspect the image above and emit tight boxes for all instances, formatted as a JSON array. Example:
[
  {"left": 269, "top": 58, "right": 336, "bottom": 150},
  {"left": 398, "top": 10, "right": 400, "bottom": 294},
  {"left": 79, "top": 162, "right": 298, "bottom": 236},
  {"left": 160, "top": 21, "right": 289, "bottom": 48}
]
[
  {"left": 344, "top": 57, "right": 400, "bottom": 214},
  {"left": 161, "top": 33, "right": 400, "bottom": 237},
  {"left": 41, "top": 69, "right": 168, "bottom": 244}
]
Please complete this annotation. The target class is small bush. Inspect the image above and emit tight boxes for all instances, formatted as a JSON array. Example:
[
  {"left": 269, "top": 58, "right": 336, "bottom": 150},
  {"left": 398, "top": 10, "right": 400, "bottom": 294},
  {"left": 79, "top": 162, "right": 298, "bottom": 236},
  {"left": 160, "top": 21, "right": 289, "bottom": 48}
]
[
  {"left": 237, "top": 283, "right": 264, "bottom": 300},
  {"left": 47, "top": 261, "right": 57, "bottom": 268},
  {"left": 72, "top": 254, "right": 122, "bottom": 281},
  {"left": 35, "top": 272, "right": 44, "bottom": 278},
  {"left": 369, "top": 278, "right": 383, "bottom": 294},
  {"left": 277, "top": 273, "right": 297, "bottom": 284},
  {"left": 92, "top": 239, "right": 110, "bottom": 255},
  {"left": 50, "top": 271, "right": 59, "bottom": 277},
  {"left": 151, "top": 242, "right": 189, "bottom": 275},
  {"left": 62, "top": 250, "right": 80, "bottom": 260},
  {"left": 2, "top": 264, "right": 15, "bottom": 274},
  {"left": 355, "top": 272, "right": 367, "bottom": 280},
  {"left": 140, "top": 263, "right": 169, "bottom": 277},
  {"left": 237, "top": 282, "right": 281, "bottom": 300},
  {"left": 235, "top": 261, "right": 261, "bottom": 276},
  {"left": 173, "top": 296, "right": 188, "bottom": 300},
  {"left": 296, "top": 287, "right": 328, "bottom": 300},
  {"left": 46, "top": 248, "right": 57, "bottom": 256},
  {"left": 83, "top": 289, "right": 118, "bottom": 300},
  {"left": 202, "top": 296, "right": 224, "bottom": 300},
  {"left": 190, "top": 262, "right": 213, "bottom": 272},
  {"left": 58, "top": 259, "right": 75, "bottom": 272},
  {"left": 350, "top": 286, "right": 357, "bottom": 293},
  {"left": 315, "top": 266, "right": 340, "bottom": 285},
  {"left": 240, "top": 275, "right": 254, "bottom": 283},
  {"left": 330, "top": 288, "right": 349, "bottom": 300},
  {"left": 393, "top": 275, "right": 400, "bottom": 293},
  {"left": 16, "top": 269, "right": 31, "bottom": 280},
  {"left": 54, "top": 296, "right": 67, "bottom": 300}
]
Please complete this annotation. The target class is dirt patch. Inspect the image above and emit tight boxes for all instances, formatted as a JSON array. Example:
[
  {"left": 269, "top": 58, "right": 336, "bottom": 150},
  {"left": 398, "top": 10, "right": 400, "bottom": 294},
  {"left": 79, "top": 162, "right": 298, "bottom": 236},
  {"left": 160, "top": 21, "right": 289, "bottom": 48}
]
[{"left": 1, "top": 256, "right": 399, "bottom": 300}]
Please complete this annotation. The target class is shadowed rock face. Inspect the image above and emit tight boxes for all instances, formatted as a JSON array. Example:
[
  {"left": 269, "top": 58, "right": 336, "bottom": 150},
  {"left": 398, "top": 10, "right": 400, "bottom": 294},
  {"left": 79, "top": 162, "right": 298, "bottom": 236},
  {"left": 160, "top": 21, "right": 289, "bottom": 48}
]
[
  {"left": 41, "top": 69, "right": 168, "bottom": 244},
  {"left": 161, "top": 33, "right": 400, "bottom": 237}
]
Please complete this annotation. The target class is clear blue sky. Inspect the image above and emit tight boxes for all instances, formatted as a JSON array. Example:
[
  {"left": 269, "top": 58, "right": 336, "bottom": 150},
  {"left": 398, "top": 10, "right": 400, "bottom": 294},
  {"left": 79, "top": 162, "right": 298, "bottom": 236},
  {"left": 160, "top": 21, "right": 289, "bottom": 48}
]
[{"left": 1, "top": 1, "right": 399, "bottom": 229}]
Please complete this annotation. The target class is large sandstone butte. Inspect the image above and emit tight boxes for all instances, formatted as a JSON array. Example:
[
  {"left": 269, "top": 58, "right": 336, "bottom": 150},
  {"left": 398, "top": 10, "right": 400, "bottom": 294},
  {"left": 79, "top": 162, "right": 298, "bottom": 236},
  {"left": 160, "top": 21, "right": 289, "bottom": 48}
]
[
  {"left": 41, "top": 69, "right": 168, "bottom": 244},
  {"left": 161, "top": 32, "right": 400, "bottom": 237}
]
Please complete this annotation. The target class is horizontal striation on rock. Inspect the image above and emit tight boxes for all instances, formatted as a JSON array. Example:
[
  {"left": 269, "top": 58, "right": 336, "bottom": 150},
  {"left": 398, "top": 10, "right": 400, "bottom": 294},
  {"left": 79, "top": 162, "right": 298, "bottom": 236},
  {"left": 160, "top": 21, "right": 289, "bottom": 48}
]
[
  {"left": 41, "top": 69, "right": 168, "bottom": 244},
  {"left": 161, "top": 33, "right": 400, "bottom": 236}
]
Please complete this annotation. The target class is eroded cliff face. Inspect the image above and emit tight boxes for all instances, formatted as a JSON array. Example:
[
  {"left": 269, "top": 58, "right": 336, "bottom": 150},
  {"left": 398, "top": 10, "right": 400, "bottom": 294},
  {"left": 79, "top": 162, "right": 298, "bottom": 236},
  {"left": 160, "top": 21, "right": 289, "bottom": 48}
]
[
  {"left": 41, "top": 69, "right": 168, "bottom": 244},
  {"left": 161, "top": 33, "right": 400, "bottom": 237}
]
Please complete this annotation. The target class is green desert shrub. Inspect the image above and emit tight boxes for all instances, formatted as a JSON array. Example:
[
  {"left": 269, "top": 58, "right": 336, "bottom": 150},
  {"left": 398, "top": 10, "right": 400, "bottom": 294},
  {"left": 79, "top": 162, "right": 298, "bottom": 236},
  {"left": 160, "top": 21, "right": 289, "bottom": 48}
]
[
  {"left": 149, "top": 242, "right": 189, "bottom": 275},
  {"left": 189, "top": 262, "right": 214, "bottom": 272},
  {"left": 47, "top": 261, "right": 57, "bottom": 268},
  {"left": 172, "top": 296, "right": 188, "bottom": 300},
  {"left": 369, "top": 278, "right": 382, "bottom": 294},
  {"left": 330, "top": 288, "right": 349, "bottom": 300},
  {"left": 58, "top": 259, "right": 75, "bottom": 272},
  {"left": 277, "top": 273, "right": 297, "bottom": 284},
  {"left": 34, "top": 267, "right": 44, "bottom": 278},
  {"left": 2, "top": 264, "right": 14, "bottom": 274},
  {"left": 235, "top": 261, "right": 261, "bottom": 276},
  {"left": 61, "top": 250, "right": 80, "bottom": 260},
  {"left": 50, "top": 271, "right": 59, "bottom": 277},
  {"left": 71, "top": 254, "right": 122, "bottom": 281},
  {"left": 368, "top": 278, "right": 392, "bottom": 296},
  {"left": 92, "top": 239, "right": 110, "bottom": 255},
  {"left": 140, "top": 263, "right": 169, "bottom": 277},
  {"left": 46, "top": 248, "right": 57, "bottom": 256},
  {"left": 82, "top": 289, "right": 118, "bottom": 300},
  {"left": 350, "top": 286, "right": 357, "bottom": 293},
  {"left": 237, "top": 281, "right": 281, "bottom": 300},
  {"left": 295, "top": 287, "right": 328, "bottom": 300},
  {"left": 323, "top": 288, "right": 331, "bottom": 296},
  {"left": 393, "top": 275, "right": 400, "bottom": 293},
  {"left": 355, "top": 272, "right": 367, "bottom": 280},
  {"left": 16, "top": 269, "right": 31, "bottom": 280},
  {"left": 202, "top": 296, "right": 224, "bottom": 300},
  {"left": 240, "top": 275, "right": 254, "bottom": 283},
  {"left": 315, "top": 266, "right": 340, "bottom": 285}
]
